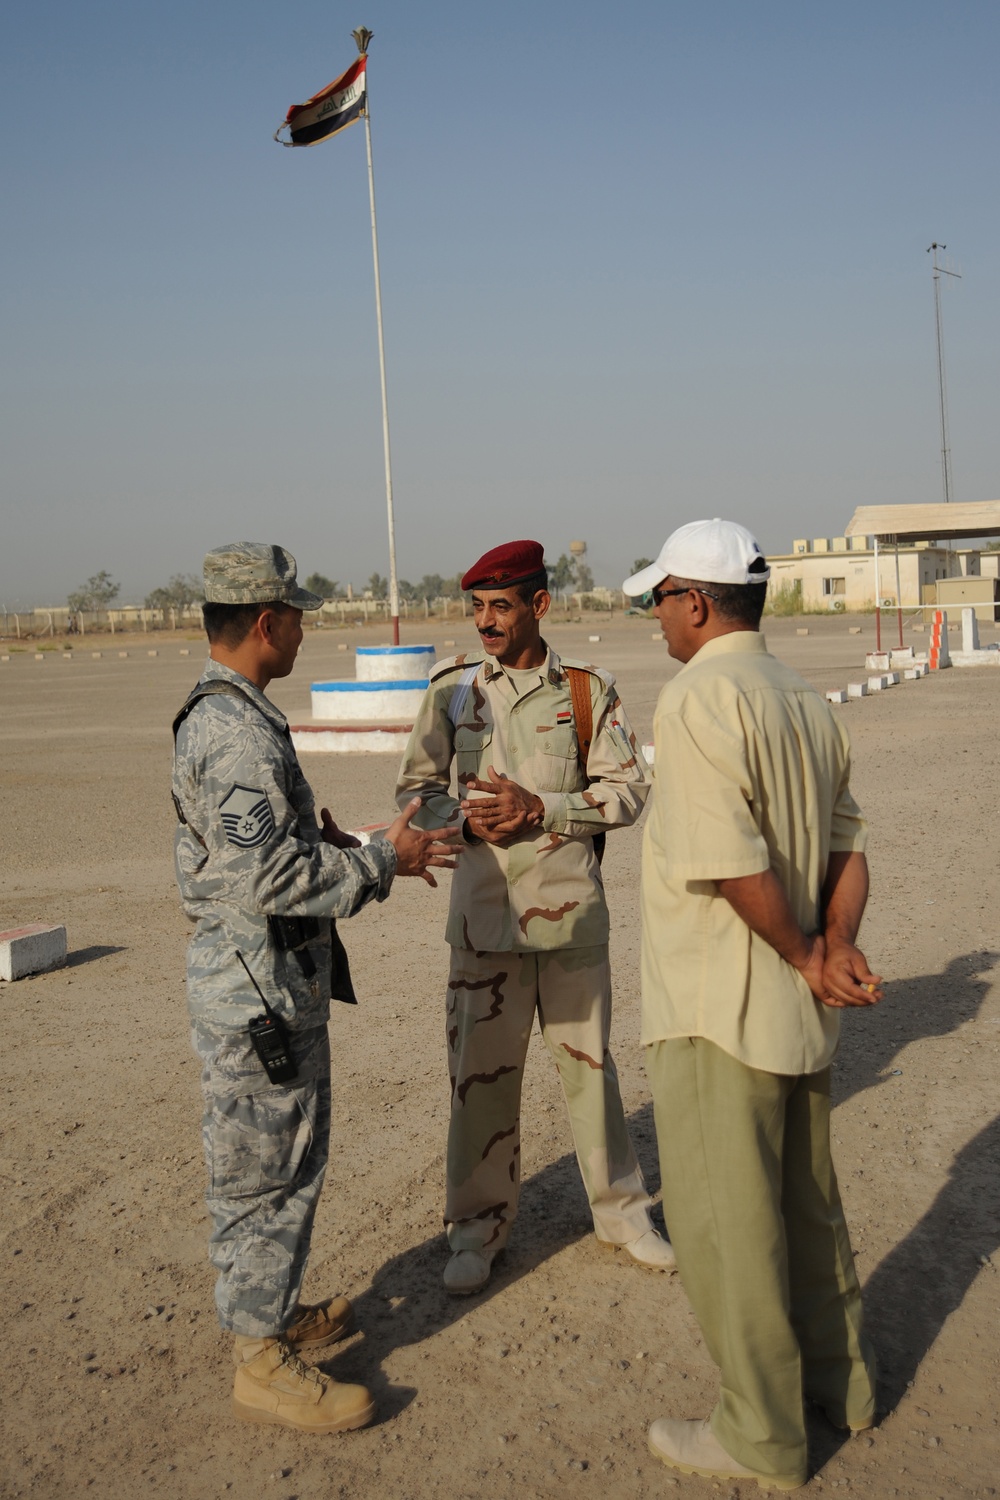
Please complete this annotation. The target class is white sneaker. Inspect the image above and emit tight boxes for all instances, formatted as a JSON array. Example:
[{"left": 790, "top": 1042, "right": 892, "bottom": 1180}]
[
  {"left": 443, "top": 1248, "right": 494, "bottom": 1295},
  {"left": 612, "top": 1228, "right": 677, "bottom": 1271},
  {"left": 648, "top": 1417, "right": 805, "bottom": 1491}
]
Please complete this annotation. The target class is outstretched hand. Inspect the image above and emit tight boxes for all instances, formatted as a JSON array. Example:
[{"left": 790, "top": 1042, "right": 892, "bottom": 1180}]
[
  {"left": 460, "top": 764, "right": 545, "bottom": 845},
  {"left": 320, "top": 808, "right": 363, "bottom": 849},
  {"left": 386, "top": 798, "right": 463, "bottom": 886}
]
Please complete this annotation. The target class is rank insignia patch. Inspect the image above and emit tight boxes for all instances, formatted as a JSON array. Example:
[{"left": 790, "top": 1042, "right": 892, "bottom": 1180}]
[{"left": 219, "top": 784, "right": 275, "bottom": 849}]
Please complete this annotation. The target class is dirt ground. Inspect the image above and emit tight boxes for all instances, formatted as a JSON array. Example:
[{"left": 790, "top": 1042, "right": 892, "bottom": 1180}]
[{"left": 1, "top": 614, "right": 998, "bottom": 1500}]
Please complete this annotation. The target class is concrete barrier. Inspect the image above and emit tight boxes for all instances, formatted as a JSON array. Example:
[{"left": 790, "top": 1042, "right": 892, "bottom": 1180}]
[
  {"left": 962, "top": 607, "right": 980, "bottom": 654},
  {"left": 291, "top": 724, "right": 414, "bottom": 755},
  {"left": 929, "top": 611, "right": 951, "bottom": 670},
  {"left": 311, "top": 680, "right": 428, "bottom": 722},
  {"left": 847, "top": 683, "right": 868, "bottom": 698},
  {"left": 826, "top": 690, "right": 848, "bottom": 704},
  {"left": 355, "top": 645, "right": 435, "bottom": 682},
  {"left": 865, "top": 652, "right": 890, "bottom": 672},
  {"left": 1, "top": 923, "right": 67, "bottom": 981}
]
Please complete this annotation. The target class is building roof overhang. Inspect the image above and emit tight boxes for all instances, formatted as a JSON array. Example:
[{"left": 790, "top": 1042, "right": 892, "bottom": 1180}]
[{"left": 844, "top": 501, "right": 1000, "bottom": 544}]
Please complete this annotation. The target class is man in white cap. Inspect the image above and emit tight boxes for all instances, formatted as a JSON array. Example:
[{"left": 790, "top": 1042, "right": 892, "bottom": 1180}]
[{"left": 623, "top": 520, "right": 883, "bottom": 1489}]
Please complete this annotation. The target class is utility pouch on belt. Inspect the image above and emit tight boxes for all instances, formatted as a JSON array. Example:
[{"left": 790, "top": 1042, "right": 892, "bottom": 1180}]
[{"left": 269, "top": 915, "right": 319, "bottom": 978}]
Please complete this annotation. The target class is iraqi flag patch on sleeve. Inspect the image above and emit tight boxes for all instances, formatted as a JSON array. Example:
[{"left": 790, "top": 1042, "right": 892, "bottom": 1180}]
[
  {"left": 219, "top": 784, "right": 275, "bottom": 849},
  {"left": 556, "top": 710, "right": 573, "bottom": 725}
]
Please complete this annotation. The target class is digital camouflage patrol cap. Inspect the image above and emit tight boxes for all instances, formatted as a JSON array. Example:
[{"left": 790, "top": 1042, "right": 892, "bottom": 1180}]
[{"left": 202, "top": 542, "right": 323, "bottom": 609}]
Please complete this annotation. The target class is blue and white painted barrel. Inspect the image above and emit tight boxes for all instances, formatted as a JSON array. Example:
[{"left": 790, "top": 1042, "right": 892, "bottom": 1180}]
[
  {"left": 311, "top": 678, "right": 429, "bottom": 722},
  {"left": 355, "top": 644, "right": 435, "bottom": 682}
]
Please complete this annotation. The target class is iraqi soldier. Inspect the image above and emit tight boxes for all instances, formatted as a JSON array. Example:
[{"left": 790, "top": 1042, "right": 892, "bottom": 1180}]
[
  {"left": 173, "top": 542, "right": 460, "bottom": 1432},
  {"left": 395, "top": 539, "right": 676, "bottom": 1294}
]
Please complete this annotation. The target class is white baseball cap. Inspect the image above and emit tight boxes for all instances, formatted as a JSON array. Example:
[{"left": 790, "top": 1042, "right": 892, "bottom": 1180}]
[{"left": 622, "top": 518, "right": 770, "bottom": 596}]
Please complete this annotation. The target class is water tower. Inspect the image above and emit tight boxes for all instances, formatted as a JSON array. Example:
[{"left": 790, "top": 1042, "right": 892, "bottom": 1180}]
[{"left": 569, "top": 540, "right": 587, "bottom": 563}]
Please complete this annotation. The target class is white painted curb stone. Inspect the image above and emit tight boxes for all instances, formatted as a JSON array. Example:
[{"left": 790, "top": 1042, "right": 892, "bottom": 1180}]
[{"left": 1, "top": 924, "right": 67, "bottom": 981}]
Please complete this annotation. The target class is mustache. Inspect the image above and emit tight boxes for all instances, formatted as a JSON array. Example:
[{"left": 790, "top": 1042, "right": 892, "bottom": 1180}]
[{"left": 478, "top": 628, "right": 502, "bottom": 637}]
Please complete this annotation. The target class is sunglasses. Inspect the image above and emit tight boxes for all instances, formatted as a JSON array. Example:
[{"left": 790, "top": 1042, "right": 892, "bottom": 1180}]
[{"left": 651, "top": 584, "right": 720, "bottom": 606}]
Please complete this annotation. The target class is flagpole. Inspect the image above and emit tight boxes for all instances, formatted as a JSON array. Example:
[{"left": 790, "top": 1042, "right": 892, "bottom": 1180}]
[{"left": 352, "top": 29, "right": 399, "bottom": 645}]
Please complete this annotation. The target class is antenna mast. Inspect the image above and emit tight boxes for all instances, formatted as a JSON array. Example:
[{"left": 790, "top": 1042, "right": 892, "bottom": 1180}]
[{"left": 927, "top": 242, "right": 961, "bottom": 504}]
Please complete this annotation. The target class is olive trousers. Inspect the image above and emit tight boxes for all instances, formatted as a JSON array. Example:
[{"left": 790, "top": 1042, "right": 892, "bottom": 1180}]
[{"left": 647, "top": 1036, "right": 876, "bottom": 1481}]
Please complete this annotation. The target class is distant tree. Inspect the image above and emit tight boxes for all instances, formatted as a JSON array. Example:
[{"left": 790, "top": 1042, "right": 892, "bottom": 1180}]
[
  {"left": 145, "top": 573, "right": 202, "bottom": 612},
  {"left": 629, "top": 557, "right": 656, "bottom": 607},
  {"left": 397, "top": 579, "right": 417, "bottom": 603},
  {"left": 545, "top": 554, "right": 576, "bottom": 602},
  {"left": 366, "top": 573, "right": 388, "bottom": 600},
  {"left": 574, "top": 562, "right": 594, "bottom": 593},
  {"left": 68, "top": 570, "right": 120, "bottom": 614},
  {"left": 304, "top": 572, "right": 338, "bottom": 598},
  {"left": 414, "top": 573, "right": 446, "bottom": 604}
]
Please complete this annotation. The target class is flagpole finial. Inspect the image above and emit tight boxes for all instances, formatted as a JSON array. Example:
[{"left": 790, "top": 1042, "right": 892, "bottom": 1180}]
[{"left": 352, "top": 27, "right": 373, "bottom": 56}]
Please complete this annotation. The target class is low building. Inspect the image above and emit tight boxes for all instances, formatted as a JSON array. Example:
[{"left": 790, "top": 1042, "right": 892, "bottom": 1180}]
[{"left": 768, "top": 534, "right": 1000, "bottom": 614}]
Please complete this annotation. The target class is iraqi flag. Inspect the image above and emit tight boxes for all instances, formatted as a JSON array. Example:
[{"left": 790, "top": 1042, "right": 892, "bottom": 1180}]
[{"left": 275, "top": 56, "right": 367, "bottom": 147}]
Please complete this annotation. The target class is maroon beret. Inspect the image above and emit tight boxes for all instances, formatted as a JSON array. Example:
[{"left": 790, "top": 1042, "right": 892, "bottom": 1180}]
[{"left": 461, "top": 539, "right": 545, "bottom": 592}]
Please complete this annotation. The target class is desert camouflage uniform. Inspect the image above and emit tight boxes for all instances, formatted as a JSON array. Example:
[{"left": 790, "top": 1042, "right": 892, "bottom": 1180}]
[
  {"left": 396, "top": 645, "right": 656, "bottom": 1254},
  {"left": 173, "top": 660, "right": 396, "bottom": 1336}
]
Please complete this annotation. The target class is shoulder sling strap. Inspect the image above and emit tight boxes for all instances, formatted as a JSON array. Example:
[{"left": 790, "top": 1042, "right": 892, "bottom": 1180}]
[{"left": 564, "top": 667, "right": 606, "bottom": 865}]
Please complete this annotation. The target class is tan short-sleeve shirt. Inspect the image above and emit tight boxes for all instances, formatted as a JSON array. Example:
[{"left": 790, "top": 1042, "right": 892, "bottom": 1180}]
[{"left": 641, "top": 631, "right": 867, "bottom": 1074}]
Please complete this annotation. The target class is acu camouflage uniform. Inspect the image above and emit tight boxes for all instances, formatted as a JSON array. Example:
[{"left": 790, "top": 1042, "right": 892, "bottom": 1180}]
[
  {"left": 173, "top": 659, "right": 396, "bottom": 1336},
  {"left": 396, "top": 644, "right": 657, "bottom": 1255}
]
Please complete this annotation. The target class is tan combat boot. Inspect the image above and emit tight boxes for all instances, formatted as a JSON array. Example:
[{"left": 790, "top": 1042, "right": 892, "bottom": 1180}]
[
  {"left": 232, "top": 1338, "right": 374, "bottom": 1434},
  {"left": 284, "top": 1295, "right": 354, "bottom": 1352}
]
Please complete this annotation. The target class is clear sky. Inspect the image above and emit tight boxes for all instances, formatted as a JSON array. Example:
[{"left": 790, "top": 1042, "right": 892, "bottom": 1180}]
[{"left": 2, "top": 0, "right": 998, "bottom": 606}]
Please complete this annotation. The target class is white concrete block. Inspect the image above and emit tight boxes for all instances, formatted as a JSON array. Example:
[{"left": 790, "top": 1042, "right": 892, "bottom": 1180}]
[
  {"left": 848, "top": 627, "right": 862, "bottom": 635},
  {"left": 867, "top": 676, "right": 888, "bottom": 692},
  {"left": 1, "top": 654, "right": 9, "bottom": 662},
  {"left": 0, "top": 923, "right": 67, "bottom": 981},
  {"left": 91, "top": 651, "right": 102, "bottom": 659},
  {"left": 826, "top": 690, "right": 848, "bottom": 704},
  {"left": 903, "top": 668, "right": 920, "bottom": 680},
  {"left": 179, "top": 648, "right": 190, "bottom": 657},
  {"left": 796, "top": 628, "right": 809, "bottom": 636},
  {"left": 588, "top": 634, "right": 602, "bottom": 643},
  {"left": 147, "top": 649, "right": 158, "bottom": 658},
  {"left": 887, "top": 672, "right": 900, "bottom": 685},
  {"left": 865, "top": 652, "right": 890, "bottom": 671},
  {"left": 291, "top": 724, "right": 413, "bottom": 754},
  {"left": 651, "top": 632, "right": 662, "bottom": 641},
  {"left": 962, "top": 607, "right": 981, "bottom": 653},
  {"left": 890, "top": 647, "right": 915, "bottom": 666},
  {"left": 911, "top": 623, "right": 926, "bottom": 632},
  {"left": 63, "top": 651, "right": 73, "bottom": 660},
  {"left": 311, "top": 680, "right": 429, "bottom": 722},
  {"left": 34, "top": 652, "right": 44, "bottom": 660},
  {"left": 337, "top": 643, "right": 349, "bottom": 652},
  {"left": 355, "top": 645, "right": 435, "bottom": 682},
  {"left": 847, "top": 682, "right": 868, "bottom": 698},
  {"left": 118, "top": 650, "right": 128, "bottom": 658},
  {"left": 443, "top": 640, "right": 456, "bottom": 647}
]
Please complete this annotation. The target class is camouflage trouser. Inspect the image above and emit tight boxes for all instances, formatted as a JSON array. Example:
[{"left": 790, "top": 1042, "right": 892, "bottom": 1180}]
[
  {"left": 445, "top": 944, "right": 654, "bottom": 1254},
  {"left": 197, "top": 1024, "right": 331, "bottom": 1337}
]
